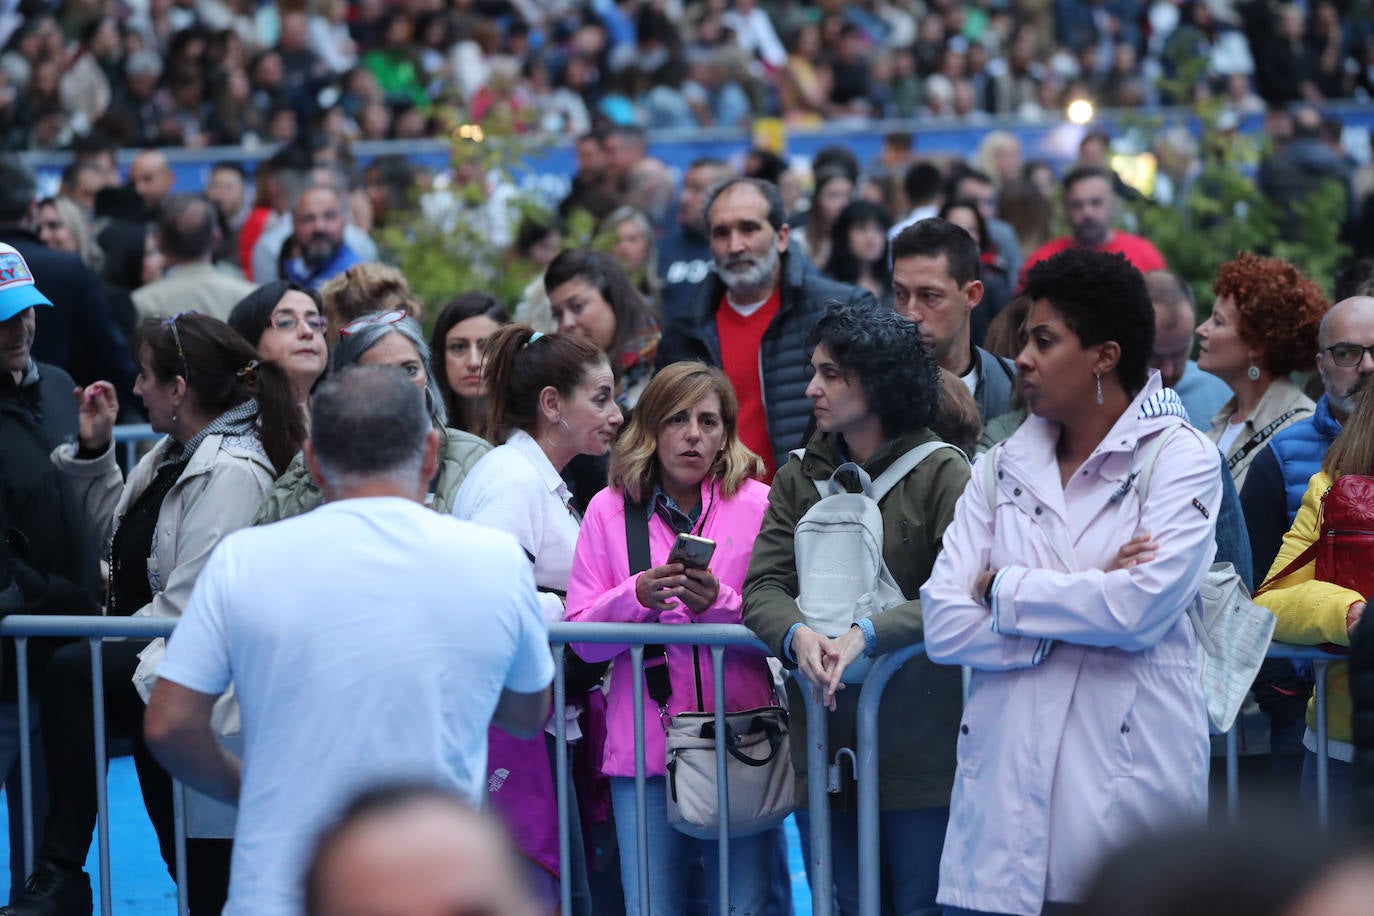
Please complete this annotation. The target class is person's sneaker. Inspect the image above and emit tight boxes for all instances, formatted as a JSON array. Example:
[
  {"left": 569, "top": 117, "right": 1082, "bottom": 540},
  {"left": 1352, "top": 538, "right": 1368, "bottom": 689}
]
[{"left": 0, "top": 859, "right": 92, "bottom": 916}]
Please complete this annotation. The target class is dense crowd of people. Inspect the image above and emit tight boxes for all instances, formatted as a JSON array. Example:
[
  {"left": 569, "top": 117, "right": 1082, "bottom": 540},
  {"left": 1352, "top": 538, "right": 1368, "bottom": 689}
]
[
  {"left": 3, "top": 8, "right": 1374, "bottom": 909},
  {"left": 1, "top": 0, "right": 1373, "bottom": 151}
]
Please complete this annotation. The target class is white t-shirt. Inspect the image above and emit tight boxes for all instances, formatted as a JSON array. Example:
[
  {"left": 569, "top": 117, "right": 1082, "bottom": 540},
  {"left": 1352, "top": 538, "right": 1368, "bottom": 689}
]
[
  {"left": 451, "top": 429, "right": 582, "bottom": 623},
  {"left": 1216, "top": 417, "right": 1246, "bottom": 455},
  {"left": 158, "top": 497, "right": 553, "bottom": 916}
]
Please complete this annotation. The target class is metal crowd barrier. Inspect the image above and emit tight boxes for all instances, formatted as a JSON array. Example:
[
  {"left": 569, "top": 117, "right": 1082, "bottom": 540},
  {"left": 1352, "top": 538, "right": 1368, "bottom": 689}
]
[
  {"left": 113, "top": 423, "right": 158, "bottom": 470},
  {"left": 0, "top": 615, "right": 1342, "bottom": 916}
]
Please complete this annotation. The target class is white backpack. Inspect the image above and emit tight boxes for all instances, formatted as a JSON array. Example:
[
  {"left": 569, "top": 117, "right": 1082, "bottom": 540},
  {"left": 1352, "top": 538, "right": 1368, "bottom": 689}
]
[{"left": 791, "top": 441, "right": 960, "bottom": 683}]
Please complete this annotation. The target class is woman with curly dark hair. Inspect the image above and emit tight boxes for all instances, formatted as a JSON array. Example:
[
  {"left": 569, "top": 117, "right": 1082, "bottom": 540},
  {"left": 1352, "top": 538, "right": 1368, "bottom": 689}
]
[
  {"left": 1196, "top": 251, "right": 1329, "bottom": 488},
  {"left": 922, "top": 248, "right": 1224, "bottom": 914},
  {"left": 743, "top": 301, "right": 971, "bottom": 916}
]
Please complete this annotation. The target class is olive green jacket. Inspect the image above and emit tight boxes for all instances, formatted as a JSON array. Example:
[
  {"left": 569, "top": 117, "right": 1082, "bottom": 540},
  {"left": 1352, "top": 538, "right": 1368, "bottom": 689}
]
[
  {"left": 253, "top": 427, "right": 492, "bottom": 524},
  {"left": 743, "top": 428, "right": 970, "bottom": 810}
]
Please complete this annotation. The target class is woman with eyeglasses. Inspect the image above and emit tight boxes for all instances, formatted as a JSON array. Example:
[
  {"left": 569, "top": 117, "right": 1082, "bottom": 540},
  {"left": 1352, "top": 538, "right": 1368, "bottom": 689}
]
[
  {"left": 255, "top": 309, "right": 491, "bottom": 524},
  {"left": 453, "top": 324, "right": 625, "bottom": 915},
  {"left": 228, "top": 280, "right": 330, "bottom": 420},
  {"left": 429, "top": 292, "right": 511, "bottom": 439},
  {"left": 10, "top": 313, "right": 306, "bottom": 914}
]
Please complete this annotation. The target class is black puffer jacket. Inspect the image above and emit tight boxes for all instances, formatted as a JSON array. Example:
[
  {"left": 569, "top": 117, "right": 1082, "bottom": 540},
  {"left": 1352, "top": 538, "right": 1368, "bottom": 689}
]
[{"left": 657, "top": 243, "right": 878, "bottom": 470}]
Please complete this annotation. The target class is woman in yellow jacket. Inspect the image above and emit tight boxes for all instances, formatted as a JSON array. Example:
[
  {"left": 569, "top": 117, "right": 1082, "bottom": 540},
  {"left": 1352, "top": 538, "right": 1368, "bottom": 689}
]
[{"left": 1254, "top": 378, "right": 1374, "bottom": 812}]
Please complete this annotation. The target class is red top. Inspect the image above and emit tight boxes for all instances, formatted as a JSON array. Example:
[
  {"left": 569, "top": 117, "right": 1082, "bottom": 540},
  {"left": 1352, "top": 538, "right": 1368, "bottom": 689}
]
[
  {"left": 238, "top": 207, "right": 275, "bottom": 278},
  {"left": 1017, "top": 232, "right": 1167, "bottom": 291},
  {"left": 716, "top": 288, "right": 782, "bottom": 481}
]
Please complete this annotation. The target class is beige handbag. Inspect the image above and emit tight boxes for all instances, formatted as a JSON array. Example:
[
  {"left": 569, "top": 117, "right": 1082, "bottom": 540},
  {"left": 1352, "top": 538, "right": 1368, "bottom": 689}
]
[{"left": 664, "top": 702, "right": 794, "bottom": 839}]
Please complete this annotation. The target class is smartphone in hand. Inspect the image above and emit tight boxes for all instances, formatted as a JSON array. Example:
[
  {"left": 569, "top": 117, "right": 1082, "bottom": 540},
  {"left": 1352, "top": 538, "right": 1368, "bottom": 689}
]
[{"left": 667, "top": 533, "right": 716, "bottom": 569}]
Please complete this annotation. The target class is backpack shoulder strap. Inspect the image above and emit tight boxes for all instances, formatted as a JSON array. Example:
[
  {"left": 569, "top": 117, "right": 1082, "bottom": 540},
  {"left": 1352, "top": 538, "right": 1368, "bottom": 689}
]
[
  {"left": 1135, "top": 424, "right": 1190, "bottom": 504},
  {"left": 870, "top": 441, "right": 956, "bottom": 503},
  {"left": 789, "top": 447, "right": 829, "bottom": 499}
]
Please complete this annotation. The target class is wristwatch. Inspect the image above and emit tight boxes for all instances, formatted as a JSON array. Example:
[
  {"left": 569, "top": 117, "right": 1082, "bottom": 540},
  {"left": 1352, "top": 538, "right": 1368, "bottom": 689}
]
[{"left": 982, "top": 572, "right": 997, "bottom": 607}]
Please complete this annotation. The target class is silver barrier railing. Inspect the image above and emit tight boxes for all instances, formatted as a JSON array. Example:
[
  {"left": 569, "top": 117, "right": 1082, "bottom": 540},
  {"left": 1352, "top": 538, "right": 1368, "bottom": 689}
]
[
  {"left": 113, "top": 424, "right": 158, "bottom": 470},
  {"left": 0, "top": 615, "right": 1346, "bottom": 916}
]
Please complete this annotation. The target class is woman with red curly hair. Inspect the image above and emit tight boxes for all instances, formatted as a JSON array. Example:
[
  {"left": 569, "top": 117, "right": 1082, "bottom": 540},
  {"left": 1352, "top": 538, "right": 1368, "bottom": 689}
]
[{"left": 1196, "top": 252, "right": 1329, "bottom": 489}]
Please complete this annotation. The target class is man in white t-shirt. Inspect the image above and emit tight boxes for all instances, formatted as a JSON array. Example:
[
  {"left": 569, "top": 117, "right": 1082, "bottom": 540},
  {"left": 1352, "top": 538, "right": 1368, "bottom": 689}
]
[{"left": 144, "top": 365, "right": 554, "bottom": 916}]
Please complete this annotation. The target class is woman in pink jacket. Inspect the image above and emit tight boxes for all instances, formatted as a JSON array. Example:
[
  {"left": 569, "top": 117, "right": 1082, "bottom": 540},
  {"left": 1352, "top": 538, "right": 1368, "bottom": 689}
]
[
  {"left": 565, "top": 361, "right": 782, "bottom": 916},
  {"left": 921, "top": 249, "right": 1223, "bottom": 916}
]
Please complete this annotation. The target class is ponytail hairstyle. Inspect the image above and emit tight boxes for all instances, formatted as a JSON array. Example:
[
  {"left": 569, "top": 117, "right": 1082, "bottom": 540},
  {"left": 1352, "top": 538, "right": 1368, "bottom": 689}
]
[
  {"left": 483, "top": 324, "right": 607, "bottom": 444},
  {"left": 131, "top": 313, "right": 304, "bottom": 474}
]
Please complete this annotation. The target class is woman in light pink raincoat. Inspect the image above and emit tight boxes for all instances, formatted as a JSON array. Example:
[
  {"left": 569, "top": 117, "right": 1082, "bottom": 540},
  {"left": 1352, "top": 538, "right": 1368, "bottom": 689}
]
[{"left": 921, "top": 249, "right": 1223, "bottom": 916}]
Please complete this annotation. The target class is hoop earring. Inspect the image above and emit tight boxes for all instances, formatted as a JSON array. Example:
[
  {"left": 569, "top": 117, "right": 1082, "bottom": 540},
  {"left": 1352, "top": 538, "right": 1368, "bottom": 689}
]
[
  {"left": 1094, "top": 373, "right": 1103, "bottom": 406},
  {"left": 545, "top": 417, "right": 570, "bottom": 451},
  {"left": 1247, "top": 363, "right": 1261, "bottom": 382}
]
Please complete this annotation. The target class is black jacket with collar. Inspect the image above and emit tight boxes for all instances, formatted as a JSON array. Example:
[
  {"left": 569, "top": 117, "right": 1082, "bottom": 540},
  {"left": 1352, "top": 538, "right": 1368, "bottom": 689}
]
[
  {"left": 657, "top": 244, "right": 879, "bottom": 469},
  {"left": 0, "top": 361, "right": 101, "bottom": 695}
]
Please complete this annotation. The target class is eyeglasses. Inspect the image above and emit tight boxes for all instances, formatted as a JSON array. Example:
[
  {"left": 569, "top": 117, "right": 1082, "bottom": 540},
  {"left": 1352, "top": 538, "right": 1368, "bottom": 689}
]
[
  {"left": 163, "top": 311, "right": 196, "bottom": 380},
  {"left": 270, "top": 313, "right": 328, "bottom": 334},
  {"left": 339, "top": 309, "right": 408, "bottom": 337},
  {"left": 1324, "top": 343, "right": 1374, "bottom": 368}
]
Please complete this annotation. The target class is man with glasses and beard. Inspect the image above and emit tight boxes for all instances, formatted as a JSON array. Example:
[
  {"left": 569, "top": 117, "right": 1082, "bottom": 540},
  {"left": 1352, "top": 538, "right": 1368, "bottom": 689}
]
[
  {"left": 281, "top": 186, "right": 364, "bottom": 290},
  {"left": 658, "top": 177, "right": 877, "bottom": 481}
]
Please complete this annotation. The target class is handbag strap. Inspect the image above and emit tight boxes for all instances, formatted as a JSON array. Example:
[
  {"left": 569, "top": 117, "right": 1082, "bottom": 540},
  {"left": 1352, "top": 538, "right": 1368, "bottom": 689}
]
[
  {"left": 625, "top": 493, "right": 671, "bottom": 706},
  {"left": 1226, "top": 407, "right": 1308, "bottom": 472}
]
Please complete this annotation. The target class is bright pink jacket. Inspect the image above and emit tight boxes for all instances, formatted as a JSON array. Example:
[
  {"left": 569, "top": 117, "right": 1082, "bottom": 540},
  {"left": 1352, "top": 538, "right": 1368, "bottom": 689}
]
[{"left": 566, "top": 477, "right": 775, "bottom": 778}]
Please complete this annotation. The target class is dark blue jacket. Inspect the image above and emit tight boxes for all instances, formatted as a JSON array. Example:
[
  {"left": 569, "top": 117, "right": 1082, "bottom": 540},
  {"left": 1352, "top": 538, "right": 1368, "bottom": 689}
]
[{"left": 1240, "top": 394, "right": 1343, "bottom": 588}]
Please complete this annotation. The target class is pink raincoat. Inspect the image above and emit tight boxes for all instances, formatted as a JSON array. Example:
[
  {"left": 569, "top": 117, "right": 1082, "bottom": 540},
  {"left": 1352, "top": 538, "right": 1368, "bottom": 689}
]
[{"left": 920, "top": 377, "right": 1222, "bottom": 915}]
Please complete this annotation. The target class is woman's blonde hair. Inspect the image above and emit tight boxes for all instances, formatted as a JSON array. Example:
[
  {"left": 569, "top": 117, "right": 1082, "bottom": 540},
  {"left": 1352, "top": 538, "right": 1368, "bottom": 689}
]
[
  {"left": 608, "top": 362, "right": 763, "bottom": 502},
  {"left": 1324, "top": 377, "right": 1374, "bottom": 480},
  {"left": 320, "top": 262, "right": 424, "bottom": 341},
  {"left": 41, "top": 196, "right": 104, "bottom": 274}
]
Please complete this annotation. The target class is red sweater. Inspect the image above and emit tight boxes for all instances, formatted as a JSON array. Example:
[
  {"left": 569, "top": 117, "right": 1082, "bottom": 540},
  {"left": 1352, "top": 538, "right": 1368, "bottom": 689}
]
[
  {"left": 1018, "top": 232, "right": 1167, "bottom": 291},
  {"left": 717, "top": 289, "right": 782, "bottom": 480}
]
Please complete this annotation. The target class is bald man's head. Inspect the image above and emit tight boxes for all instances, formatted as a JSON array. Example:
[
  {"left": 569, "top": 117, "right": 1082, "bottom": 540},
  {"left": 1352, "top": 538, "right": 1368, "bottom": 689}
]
[
  {"left": 306, "top": 784, "right": 538, "bottom": 916},
  {"left": 128, "top": 150, "right": 173, "bottom": 211},
  {"left": 1145, "top": 270, "right": 1198, "bottom": 389},
  {"left": 1318, "top": 296, "right": 1374, "bottom": 419}
]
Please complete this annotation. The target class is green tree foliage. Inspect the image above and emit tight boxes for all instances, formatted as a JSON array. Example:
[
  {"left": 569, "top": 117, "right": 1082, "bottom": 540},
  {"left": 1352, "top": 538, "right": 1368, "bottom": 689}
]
[
  {"left": 374, "top": 109, "right": 592, "bottom": 330},
  {"left": 1125, "top": 105, "right": 1350, "bottom": 317}
]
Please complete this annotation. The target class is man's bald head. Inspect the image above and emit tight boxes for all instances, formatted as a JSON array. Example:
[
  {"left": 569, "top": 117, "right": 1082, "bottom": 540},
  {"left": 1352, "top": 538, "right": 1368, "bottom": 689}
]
[
  {"left": 305, "top": 783, "right": 538, "bottom": 916},
  {"left": 1318, "top": 296, "right": 1374, "bottom": 419},
  {"left": 1145, "top": 269, "right": 1197, "bottom": 389},
  {"left": 129, "top": 150, "right": 174, "bottom": 212}
]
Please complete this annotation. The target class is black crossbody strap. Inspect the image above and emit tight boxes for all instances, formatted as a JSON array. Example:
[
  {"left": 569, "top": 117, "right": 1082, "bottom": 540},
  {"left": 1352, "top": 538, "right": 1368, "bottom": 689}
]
[
  {"left": 1226, "top": 407, "right": 1308, "bottom": 471},
  {"left": 625, "top": 494, "right": 672, "bottom": 706}
]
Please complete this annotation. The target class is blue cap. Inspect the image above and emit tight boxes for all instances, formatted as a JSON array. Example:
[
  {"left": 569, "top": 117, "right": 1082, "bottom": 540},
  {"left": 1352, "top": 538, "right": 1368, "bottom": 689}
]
[{"left": 0, "top": 244, "right": 52, "bottom": 322}]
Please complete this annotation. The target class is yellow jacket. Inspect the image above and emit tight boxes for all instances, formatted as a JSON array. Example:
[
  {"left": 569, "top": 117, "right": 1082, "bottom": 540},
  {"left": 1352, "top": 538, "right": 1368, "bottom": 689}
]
[{"left": 1254, "top": 472, "right": 1366, "bottom": 743}]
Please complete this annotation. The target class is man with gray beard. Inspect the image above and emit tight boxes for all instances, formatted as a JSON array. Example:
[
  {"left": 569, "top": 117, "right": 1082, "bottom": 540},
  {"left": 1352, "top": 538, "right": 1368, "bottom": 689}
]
[{"left": 657, "top": 177, "right": 877, "bottom": 480}]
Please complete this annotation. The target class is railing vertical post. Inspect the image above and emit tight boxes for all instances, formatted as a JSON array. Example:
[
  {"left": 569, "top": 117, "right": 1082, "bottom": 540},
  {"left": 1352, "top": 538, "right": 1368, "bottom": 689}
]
[
  {"left": 1315, "top": 660, "right": 1330, "bottom": 829},
  {"left": 172, "top": 779, "right": 189, "bottom": 916},
  {"left": 711, "top": 646, "right": 730, "bottom": 914},
  {"left": 89, "top": 638, "right": 112, "bottom": 916},
  {"left": 630, "top": 645, "right": 650, "bottom": 915},
  {"left": 856, "top": 644, "right": 926, "bottom": 916},
  {"left": 552, "top": 647, "right": 571, "bottom": 916},
  {"left": 16, "top": 636, "right": 34, "bottom": 878},
  {"left": 1226, "top": 725, "right": 1239, "bottom": 822},
  {"left": 800, "top": 677, "right": 832, "bottom": 916}
]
